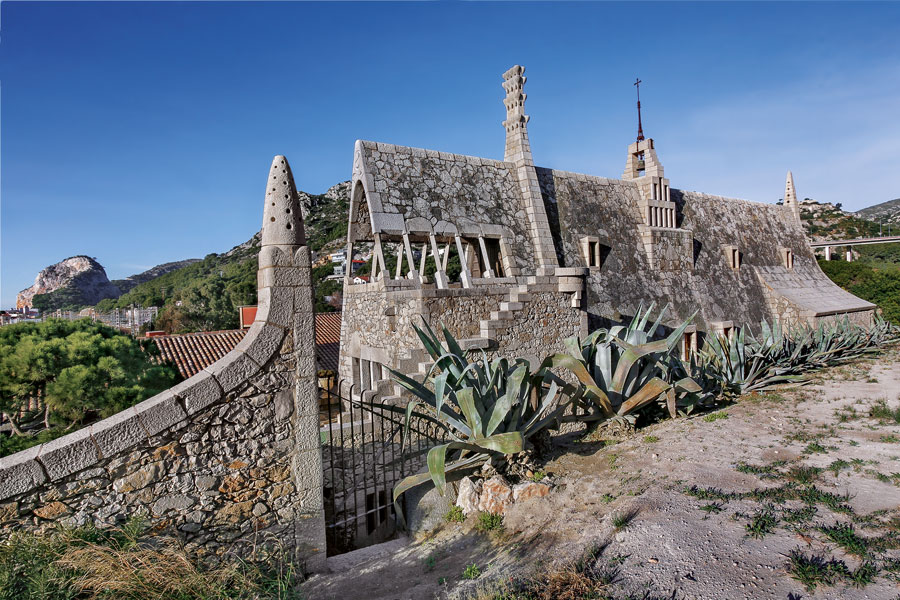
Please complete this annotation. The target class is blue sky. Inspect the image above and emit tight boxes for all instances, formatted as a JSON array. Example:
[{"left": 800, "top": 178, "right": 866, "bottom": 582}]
[{"left": 2, "top": 1, "right": 899, "bottom": 308}]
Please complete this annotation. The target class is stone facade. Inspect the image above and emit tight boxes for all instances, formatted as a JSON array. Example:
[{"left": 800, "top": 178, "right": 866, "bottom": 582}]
[
  {"left": 338, "top": 64, "right": 875, "bottom": 388},
  {"left": 0, "top": 156, "right": 327, "bottom": 572}
]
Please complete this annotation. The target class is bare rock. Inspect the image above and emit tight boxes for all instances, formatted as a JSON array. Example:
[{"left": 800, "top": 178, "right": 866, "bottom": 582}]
[
  {"left": 512, "top": 481, "right": 550, "bottom": 503},
  {"left": 477, "top": 475, "right": 512, "bottom": 515},
  {"left": 455, "top": 476, "right": 481, "bottom": 515}
]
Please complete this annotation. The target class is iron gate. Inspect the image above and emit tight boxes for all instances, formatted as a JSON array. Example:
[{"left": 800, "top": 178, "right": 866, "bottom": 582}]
[{"left": 319, "top": 381, "right": 447, "bottom": 555}]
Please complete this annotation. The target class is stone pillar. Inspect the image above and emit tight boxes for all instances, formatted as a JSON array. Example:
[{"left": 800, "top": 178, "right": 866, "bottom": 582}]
[
  {"left": 783, "top": 170, "right": 801, "bottom": 222},
  {"left": 259, "top": 155, "right": 327, "bottom": 572},
  {"left": 824, "top": 246, "right": 831, "bottom": 261},
  {"left": 502, "top": 65, "right": 559, "bottom": 272},
  {"left": 846, "top": 247, "right": 853, "bottom": 262}
]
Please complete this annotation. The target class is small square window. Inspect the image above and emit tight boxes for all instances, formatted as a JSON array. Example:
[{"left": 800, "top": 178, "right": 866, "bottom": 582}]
[
  {"left": 723, "top": 245, "right": 740, "bottom": 270},
  {"left": 781, "top": 248, "right": 794, "bottom": 270},
  {"left": 581, "top": 237, "right": 609, "bottom": 269}
]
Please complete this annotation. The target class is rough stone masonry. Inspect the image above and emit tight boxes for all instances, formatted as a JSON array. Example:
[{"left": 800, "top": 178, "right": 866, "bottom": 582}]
[
  {"left": 337, "top": 64, "right": 875, "bottom": 392},
  {"left": 0, "top": 156, "right": 327, "bottom": 572}
]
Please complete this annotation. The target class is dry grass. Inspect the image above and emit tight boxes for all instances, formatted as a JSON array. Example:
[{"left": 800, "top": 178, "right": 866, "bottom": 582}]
[{"left": 0, "top": 519, "right": 301, "bottom": 600}]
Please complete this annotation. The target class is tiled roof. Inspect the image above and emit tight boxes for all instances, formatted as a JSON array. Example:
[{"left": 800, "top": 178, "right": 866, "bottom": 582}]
[
  {"left": 153, "top": 312, "right": 342, "bottom": 379},
  {"left": 314, "top": 312, "right": 342, "bottom": 375}
]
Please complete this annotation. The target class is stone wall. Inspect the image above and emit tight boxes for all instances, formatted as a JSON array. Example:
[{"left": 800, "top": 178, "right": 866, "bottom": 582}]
[
  {"left": 338, "top": 280, "right": 585, "bottom": 385},
  {"left": 539, "top": 168, "right": 875, "bottom": 329},
  {"left": 0, "top": 156, "right": 327, "bottom": 572}
]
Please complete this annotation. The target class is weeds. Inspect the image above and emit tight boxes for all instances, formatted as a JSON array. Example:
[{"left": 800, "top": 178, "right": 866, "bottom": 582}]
[
  {"left": 476, "top": 512, "right": 504, "bottom": 533},
  {"left": 803, "top": 441, "right": 828, "bottom": 454},
  {"left": 0, "top": 518, "right": 303, "bottom": 600},
  {"left": 787, "top": 549, "right": 851, "bottom": 591},
  {"left": 462, "top": 563, "right": 481, "bottom": 580},
  {"left": 787, "top": 465, "right": 821, "bottom": 485},
  {"left": 699, "top": 502, "right": 724, "bottom": 515},
  {"left": 611, "top": 511, "right": 636, "bottom": 530},
  {"left": 818, "top": 523, "right": 869, "bottom": 557},
  {"left": 745, "top": 507, "right": 778, "bottom": 539},
  {"left": 643, "top": 435, "right": 659, "bottom": 443},
  {"left": 446, "top": 505, "right": 466, "bottom": 523},
  {"left": 870, "top": 400, "right": 900, "bottom": 424},
  {"left": 702, "top": 412, "right": 728, "bottom": 423}
]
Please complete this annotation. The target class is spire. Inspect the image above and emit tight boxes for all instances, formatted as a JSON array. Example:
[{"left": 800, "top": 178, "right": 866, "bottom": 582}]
[
  {"left": 502, "top": 65, "right": 533, "bottom": 164},
  {"left": 261, "top": 155, "right": 305, "bottom": 247},
  {"left": 783, "top": 170, "right": 800, "bottom": 221},
  {"left": 634, "top": 78, "right": 644, "bottom": 142}
]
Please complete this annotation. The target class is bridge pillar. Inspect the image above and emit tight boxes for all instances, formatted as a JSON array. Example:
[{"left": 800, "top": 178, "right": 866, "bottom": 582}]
[
  {"left": 824, "top": 246, "right": 831, "bottom": 261},
  {"left": 846, "top": 247, "right": 853, "bottom": 262}
]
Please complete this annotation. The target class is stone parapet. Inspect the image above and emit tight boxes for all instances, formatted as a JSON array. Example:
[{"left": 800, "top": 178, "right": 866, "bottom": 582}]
[{"left": 0, "top": 156, "right": 326, "bottom": 572}]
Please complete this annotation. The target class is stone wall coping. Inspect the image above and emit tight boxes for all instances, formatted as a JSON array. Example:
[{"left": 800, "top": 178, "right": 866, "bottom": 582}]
[
  {"left": 358, "top": 139, "right": 512, "bottom": 170},
  {"left": 0, "top": 252, "right": 301, "bottom": 502}
]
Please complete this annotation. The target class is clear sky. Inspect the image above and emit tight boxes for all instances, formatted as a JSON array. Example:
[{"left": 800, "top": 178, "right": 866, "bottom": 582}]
[{"left": 2, "top": 1, "right": 899, "bottom": 309}]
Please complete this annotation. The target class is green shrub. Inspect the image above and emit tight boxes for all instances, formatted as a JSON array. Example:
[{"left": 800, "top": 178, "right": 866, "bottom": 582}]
[{"left": 476, "top": 512, "right": 504, "bottom": 533}]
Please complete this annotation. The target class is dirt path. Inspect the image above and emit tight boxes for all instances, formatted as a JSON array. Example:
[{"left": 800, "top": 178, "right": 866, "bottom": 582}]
[{"left": 302, "top": 348, "right": 900, "bottom": 600}]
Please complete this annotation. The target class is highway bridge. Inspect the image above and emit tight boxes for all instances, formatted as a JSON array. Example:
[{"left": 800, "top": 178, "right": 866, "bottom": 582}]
[{"left": 809, "top": 235, "right": 900, "bottom": 261}]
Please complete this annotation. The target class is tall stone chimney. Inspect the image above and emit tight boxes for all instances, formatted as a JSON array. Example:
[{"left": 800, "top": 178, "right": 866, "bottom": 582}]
[
  {"left": 262, "top": 156, "right": 306, "bottom": 248},
  {"left": 501, "top": 65, "right": 558, "bottom": 271},
  {"left": 783, "top": 170, "right": 801, "bottom": 222}
]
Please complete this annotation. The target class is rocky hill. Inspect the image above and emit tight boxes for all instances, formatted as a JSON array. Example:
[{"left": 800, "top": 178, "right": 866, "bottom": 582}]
[
  {"left": 855, "top": 197, "right": 900, "bottom": 226},
  {"left": 18, "top": 256, "right": 121, "bottom": 310},
  {"left": 111, "top": 259, "right": 201, "bottom": 295},
  {"left": 799, "top": 200, "right": 881, "bottom": 241}
]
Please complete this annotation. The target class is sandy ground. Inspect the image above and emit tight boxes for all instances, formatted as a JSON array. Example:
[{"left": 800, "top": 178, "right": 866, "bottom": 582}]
[{"left": 302, "top": 347, "right": 900, "bottom": 600}]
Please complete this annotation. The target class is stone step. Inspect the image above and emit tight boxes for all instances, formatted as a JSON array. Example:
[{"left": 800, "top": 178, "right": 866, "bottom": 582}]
[
  {"left": 489, "top": 310, "right": 513, "bottom": 321},
  {"left": 500, "top": 301, "right": 524, "bottom": 311},
  {"left": 457, "top": 337, "right": 492, "bottom": 350}
]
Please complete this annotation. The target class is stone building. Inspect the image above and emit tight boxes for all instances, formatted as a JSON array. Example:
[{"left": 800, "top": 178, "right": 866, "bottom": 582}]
[{"left": 338, "top": 65, "right": 874, "bottom": 391}]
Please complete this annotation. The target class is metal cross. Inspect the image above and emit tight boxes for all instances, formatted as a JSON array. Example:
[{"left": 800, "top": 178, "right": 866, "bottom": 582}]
[{"left": 634, "top": 78, "right": 645, "bottom": 142}]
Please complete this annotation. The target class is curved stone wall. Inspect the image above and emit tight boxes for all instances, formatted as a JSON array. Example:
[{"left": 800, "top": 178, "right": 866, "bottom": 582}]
[{"left": 0, "top": 156, "right": 326, "bottom": 571}]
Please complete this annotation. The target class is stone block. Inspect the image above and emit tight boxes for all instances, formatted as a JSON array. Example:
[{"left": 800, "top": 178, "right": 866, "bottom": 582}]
[
  {"left": 0, "top": 444, "right": 47, "bottom": 501},
  {"left": 295, "top": 414, "right": 321, "bottom": 452},
  {"left": 477, "top": 476, "right": 512, "bottom": 515},
  {"left": 38, "top": 426, "right": 101, "bottom": 482},
  {"left": 258, "top": 245, "right": 293, "bottom": 268},
  {"left": 256, "top": 286, "right": 294, "bottom": 328},
  {"left": 205, "top": 351, "right": 261, "bottom": 394},
  {"left": 90, "top": 406, "right": 147, "bottom": 458},
  {"left": 168, "top": 373, "right": 222, "bottom": 418},
  {"left": 236, "top": 323, "right": 286, "bottom": 367},
  {"left": 406, "top": 479, "right": 460, "bottom": 534}
]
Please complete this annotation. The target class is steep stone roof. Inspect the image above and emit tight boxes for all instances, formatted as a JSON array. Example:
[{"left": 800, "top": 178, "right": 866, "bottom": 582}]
[
  {"left": 353, "top": 141, "right": 537, "bottom": 273},
  {"left": 153, "top": 312, "right": 342, "bottom": 378}
]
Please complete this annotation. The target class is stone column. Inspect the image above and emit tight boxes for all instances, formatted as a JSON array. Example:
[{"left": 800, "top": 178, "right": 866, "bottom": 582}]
[
  {"left": 502, "top": 65, "right": 559, "bottom": 272},
  {"left": 824, "top": 246, "right": 831, "bottom": 261}
]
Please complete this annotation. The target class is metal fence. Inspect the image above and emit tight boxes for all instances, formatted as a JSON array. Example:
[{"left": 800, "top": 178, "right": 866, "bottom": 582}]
[{"left": 319, "top": 380, "right": 447, "bottom": 556}]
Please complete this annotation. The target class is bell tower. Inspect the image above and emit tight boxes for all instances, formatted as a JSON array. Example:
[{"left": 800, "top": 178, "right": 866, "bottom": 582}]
[{"left": 622, "top": 79, "right": 675, "bottom": 229}]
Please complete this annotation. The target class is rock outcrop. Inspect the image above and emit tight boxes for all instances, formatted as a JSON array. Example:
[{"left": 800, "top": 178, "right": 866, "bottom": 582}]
[{"left": 16, "top": 256, "right": 120, "bottom": 309}]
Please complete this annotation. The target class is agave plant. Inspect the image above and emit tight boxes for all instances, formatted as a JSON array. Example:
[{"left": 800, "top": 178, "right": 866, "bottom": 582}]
[
  {"left": 696, "top": 325, "right": 804, "bottom": 395},
  {"left": 545, "top": 303, "right": 704, "bottom": 422},
  {"left": 389, "top": 321, "right": 570, "bottom": 509}
]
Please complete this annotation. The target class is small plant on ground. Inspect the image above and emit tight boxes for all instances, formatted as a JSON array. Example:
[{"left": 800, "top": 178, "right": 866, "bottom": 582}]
[
  {"left": 423, "top": 554, "right": 437, "bottom": 572},
  {"left": 643, "top": 435, "right": 659, "bottom": 443},
  {"left": 476, "top": 512, "right": 504, "bottom": 533},
  {"left": 818, "top": 523, "right": 869, "bottom": 557},
  {"left": 870, "top": 399, "right": 900, "bottom": 424},
  {"left": 611, "top": 510, "right": 636, "bottom": 530},
  {"left": 529, "top": 470, "right": 546, "bottom": 482},
  {"left": 804, "top": 441, "right": 828, "bottom": 454},
  {"left": 462, "top": 562, "right": 481, "bottom": 580},
  {"left": 446, "top": 505, "right": 465, "bottom": 523},
  {"left": 788, "top": 465, "right": 822, "bottom": 485},
  {"left": 745, "top": 506, "right": 778, "bottom": 538},
  {"left": 787, "top": 548, "right": 851, "bottom": 591},
  {"left": 703, "top": 412, "right": 728, "bottom": 423}
]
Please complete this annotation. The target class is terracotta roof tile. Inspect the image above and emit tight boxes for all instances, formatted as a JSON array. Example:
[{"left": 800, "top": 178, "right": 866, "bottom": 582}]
[{"left": 153, "top": 312, "right": 342, "bottom": 379}]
